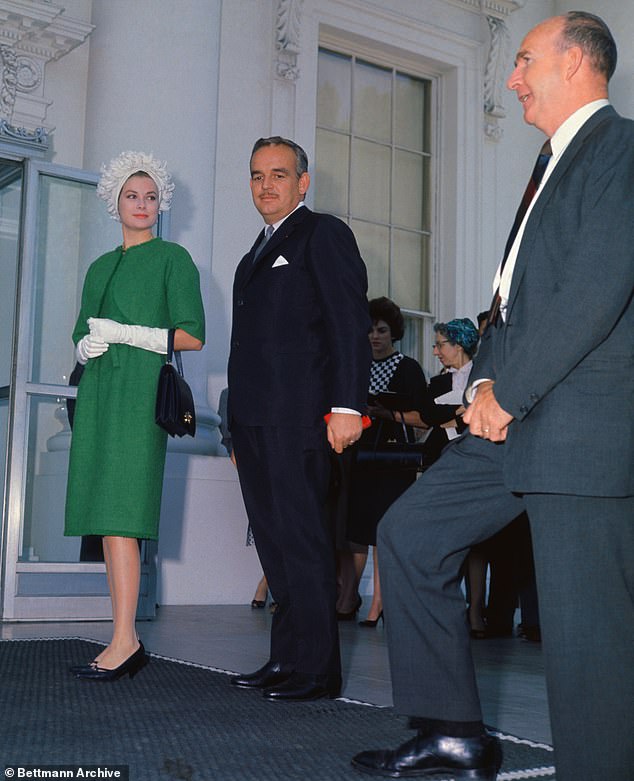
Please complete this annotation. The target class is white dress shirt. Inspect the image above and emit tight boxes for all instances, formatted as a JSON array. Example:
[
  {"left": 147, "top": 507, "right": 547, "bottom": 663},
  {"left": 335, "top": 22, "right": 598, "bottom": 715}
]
[{"left": 494, "top": 99, "right": 610, "bottom": 319}]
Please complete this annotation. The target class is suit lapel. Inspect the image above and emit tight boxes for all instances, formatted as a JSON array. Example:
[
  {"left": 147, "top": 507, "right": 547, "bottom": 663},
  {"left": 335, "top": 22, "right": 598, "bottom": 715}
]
[
  {"left": 506, "top": 106, "right": 616, "bottom": 314},
  {"left": 242, "top": 205, "right": 310, "bottom": 285},
  {"left": 235, "top": 228, "right": 265, "bottom": 288}
]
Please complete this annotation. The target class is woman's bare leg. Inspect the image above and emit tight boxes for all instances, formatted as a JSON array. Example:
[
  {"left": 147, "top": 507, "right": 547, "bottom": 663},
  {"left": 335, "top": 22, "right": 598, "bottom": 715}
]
[{"left": 97, "top": 535, "right": 141, "bottom": 669}]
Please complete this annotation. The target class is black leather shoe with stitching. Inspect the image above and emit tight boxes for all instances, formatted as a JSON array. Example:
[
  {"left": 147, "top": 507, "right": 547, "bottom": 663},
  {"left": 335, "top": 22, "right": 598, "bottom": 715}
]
[{"left": 351, "top": 731, "right": 501, "bottom": 779}]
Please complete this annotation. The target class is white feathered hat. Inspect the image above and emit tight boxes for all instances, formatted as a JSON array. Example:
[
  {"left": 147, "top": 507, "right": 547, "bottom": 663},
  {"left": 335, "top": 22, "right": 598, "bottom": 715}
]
[{"left": 96, "top": 150, "right": 174, "bottom": 220}]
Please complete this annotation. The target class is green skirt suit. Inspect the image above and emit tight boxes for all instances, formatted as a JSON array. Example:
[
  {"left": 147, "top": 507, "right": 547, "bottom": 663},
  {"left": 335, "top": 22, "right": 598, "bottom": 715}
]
[{"left": 64, "top": 238, "right": 205, "bottom": 540}]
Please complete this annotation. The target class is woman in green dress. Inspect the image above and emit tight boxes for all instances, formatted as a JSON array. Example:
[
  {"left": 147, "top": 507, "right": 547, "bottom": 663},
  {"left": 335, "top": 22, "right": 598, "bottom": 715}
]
[{"left": 65, "top": 151, "right": 205, "bottom": 681}]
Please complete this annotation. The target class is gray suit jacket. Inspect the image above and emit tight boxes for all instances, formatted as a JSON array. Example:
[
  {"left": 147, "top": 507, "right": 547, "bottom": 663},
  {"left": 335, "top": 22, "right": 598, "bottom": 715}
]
[{"left": 472, "top": 106, "right": 634, "bottom": 496}]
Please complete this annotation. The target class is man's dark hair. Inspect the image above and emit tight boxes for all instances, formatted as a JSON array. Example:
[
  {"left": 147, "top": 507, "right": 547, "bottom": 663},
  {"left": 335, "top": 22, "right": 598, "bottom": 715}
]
[
  {"left": 250, "top": 136, "right": 309, "bottom": 177},
  {"left": 560, "top": 11, "right": 617, "bottom": 81},
  {"left": 369, "top": 297, "right": 405, "bottom": 342}
]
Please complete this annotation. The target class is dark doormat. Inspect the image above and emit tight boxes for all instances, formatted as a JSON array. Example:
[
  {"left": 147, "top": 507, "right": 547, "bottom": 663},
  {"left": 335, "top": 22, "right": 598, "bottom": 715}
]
[{"left": 0, "top": 639, "right": 555, "bottom": 780}]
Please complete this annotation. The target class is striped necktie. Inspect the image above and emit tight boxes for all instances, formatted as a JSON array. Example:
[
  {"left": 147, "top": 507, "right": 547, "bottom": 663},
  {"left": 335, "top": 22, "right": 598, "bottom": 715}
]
[{"left": 487, "top": 139, "right": 552, "bottom": 326}]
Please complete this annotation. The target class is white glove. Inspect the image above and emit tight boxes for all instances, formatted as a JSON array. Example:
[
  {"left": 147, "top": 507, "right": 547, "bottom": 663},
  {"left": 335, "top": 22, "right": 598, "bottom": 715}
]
[
  {"left": 75, "top": 334, "right": 109, "bottom": 365},
  {"left": 88, "top": 317, "right": 168, "bottom": 354}
]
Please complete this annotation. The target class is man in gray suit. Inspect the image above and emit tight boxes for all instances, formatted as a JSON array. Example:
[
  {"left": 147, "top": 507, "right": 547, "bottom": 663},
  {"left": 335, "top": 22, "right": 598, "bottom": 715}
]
[{"left": 352, "top": 12, "right": 633, "bottom": 781}]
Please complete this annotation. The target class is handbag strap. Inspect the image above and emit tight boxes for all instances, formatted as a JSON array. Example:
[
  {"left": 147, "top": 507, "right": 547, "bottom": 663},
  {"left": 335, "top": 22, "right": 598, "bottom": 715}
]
[
  {"left": 397, "top": 410, "right": 412, "bottom": 443},
  {"left": 167, "top": 328, "right": 185, "bottom": 377}
]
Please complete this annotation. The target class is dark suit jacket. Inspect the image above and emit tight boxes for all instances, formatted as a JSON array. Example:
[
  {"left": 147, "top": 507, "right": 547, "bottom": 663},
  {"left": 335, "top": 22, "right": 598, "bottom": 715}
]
[
  {"left": 472, "top": 106, "right": 634, "bottom": 496},
  {"left": 228, "top": 206, "right": 371, "bottom": 427}
]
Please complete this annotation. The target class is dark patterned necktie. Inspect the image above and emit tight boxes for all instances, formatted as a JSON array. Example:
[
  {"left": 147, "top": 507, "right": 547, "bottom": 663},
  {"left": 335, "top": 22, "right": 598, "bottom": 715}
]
[{"left": 487, "top": 139, "right": 552, "bottom": 326}]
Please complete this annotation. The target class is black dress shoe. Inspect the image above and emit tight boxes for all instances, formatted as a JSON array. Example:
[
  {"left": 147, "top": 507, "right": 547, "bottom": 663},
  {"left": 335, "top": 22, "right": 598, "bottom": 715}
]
[
  {"left": 230, "top": 661, "right": 293, "bottom": 690},
  {"left": 73, "top": 642, "right": 148, "bottom": 682},
  {"left": 351, "top": 731, "right": 501, "bottom": 779},
  {"left": 517, "top": 624, "right": 541, "bottom": 643},
  {"left": 262, "top": 672, "right": 341, "bottom": 702}
]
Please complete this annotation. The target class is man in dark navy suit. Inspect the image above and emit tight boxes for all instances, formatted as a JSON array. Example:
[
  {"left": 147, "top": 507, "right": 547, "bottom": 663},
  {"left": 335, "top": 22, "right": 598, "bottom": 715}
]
[
  {"left": 228, "top": 136, "right": 370, "bottom": 701},
  {"left": 352, "top": 12, "right": 633, "bottom": 781}
]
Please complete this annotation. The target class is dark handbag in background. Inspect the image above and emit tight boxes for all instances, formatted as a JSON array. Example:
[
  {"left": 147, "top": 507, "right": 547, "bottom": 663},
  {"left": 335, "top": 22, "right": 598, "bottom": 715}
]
[
  {"left": 155, "top": 329, "right": 196, "bottom": 437},
  {"left": 66, "top": 361, "right": 85, "bottom": 430},
  {"left": 355, "top": 414, "right": 428, "bottom": 473}
]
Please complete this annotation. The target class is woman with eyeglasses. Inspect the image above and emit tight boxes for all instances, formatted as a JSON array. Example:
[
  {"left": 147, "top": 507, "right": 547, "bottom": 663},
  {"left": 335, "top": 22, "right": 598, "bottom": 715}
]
[{"left": 420, "top": 318, "right": 480, "bottom": 464}]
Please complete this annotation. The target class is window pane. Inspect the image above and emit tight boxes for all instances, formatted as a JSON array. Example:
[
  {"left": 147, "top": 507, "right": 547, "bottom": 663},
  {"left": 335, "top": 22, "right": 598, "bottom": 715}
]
[
  {"left": 401, "top": 315, "right": 424, "bottom": 363},
  {"left": 32, "top": 176, "right": 121, "bottom": 385},
  {"left": 317, "top": 49, "right": 351, "bottom": 132},
  {"left": 350, "top": 219, "right": 389, "bottom": 299},
  {"left": 392, "top": 150, "right": 428, "bottom": 231},
  {"left": 391, "top": 229, "right": 430, "bottom": 311},
  {"left": 353, "top": 60, "right": 391, "bottom": 143},
  {"left": 395, "top": 72, "right": 430, "bottom": 151},
  {"left": 314, "top": 128, "right": 349, "bottom": 215},
  {"left": 0, "top": 161, "right": 22, "bottom": 525},
  {"left": 350, "top": 139, "right": 390, "bottom": 223},
  {"left": 315, "top": 48, "right": 434, "bottom": 366}
]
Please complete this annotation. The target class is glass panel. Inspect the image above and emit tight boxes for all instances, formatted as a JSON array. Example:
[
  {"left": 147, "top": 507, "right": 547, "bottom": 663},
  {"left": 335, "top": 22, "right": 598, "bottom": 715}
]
[
  {"left": 0, "top": 160, "right": 22, "bottom": 519},
  {"left": 391, "top": 229, "right": 430, "bottom": 311},
  {"left": 314, "top": 128, "right": 349, "bottom": 215},
  {"left": 353, "top": 60, "right": 392, "bottom": 143},
  {"left": 317, "top": 49, "right": 351, "bottom": 132},
  {"left": 392, "top": 150, "right": 426, "bottom": 231},
  {"left": 21, "top": 394, "right": 78, "bottom": 563},
  {"left": 350, "top": 219, "right": 389, "bottom": 300},
  {"left": 401, "top": 315, "right": 424, "bottom": 363},
  {"left": 350, "top": 139, "right": 390, "bottom": 223},
  {"left": 31, "top": 175, "right": 121, "bottom": 386},
  {"left": 395, "top": 73, "right": 431, "bottom": 152}
]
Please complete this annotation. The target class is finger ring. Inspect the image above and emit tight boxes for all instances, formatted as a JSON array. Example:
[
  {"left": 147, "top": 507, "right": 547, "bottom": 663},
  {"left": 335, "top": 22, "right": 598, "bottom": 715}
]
[{"left": 483, "top": 428, "right": 490, "bottom": 433}]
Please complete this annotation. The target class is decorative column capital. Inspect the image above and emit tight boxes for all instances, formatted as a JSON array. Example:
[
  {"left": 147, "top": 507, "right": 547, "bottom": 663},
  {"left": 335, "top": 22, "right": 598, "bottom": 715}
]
[
  {"left": 0, "top": 0, "right": 93, "bottom": 145},
  {"left": 452, "top": 0, "right": 525, "bottom": 19},
  {"left": 274, "top": 0, "right": 304, "bottom": 82}
]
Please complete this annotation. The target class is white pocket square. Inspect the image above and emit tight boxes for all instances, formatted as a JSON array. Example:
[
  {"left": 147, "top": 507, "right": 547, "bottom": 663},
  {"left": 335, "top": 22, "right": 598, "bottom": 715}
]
[{"left": 272, "top": 255, "right": 289, "bottom": 267}]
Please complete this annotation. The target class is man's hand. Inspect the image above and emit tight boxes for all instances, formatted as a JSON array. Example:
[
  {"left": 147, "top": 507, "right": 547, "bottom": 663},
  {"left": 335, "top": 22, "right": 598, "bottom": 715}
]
[
  {"left": 327, "top": 412, "right": 363, "bottom": 454},
  {"left": 462, "top": 380, "right": 513, "bottom": 442}
]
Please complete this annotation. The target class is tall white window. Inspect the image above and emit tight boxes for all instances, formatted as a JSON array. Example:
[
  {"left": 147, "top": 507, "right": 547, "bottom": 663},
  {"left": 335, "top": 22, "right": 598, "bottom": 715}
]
[{"left": 314, "top": 47, "right": 433, "bottom": 359}]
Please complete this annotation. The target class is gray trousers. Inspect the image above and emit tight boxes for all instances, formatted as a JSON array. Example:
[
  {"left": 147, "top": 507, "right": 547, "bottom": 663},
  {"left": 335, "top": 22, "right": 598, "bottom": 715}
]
[{"left": 378, "top": 432, "right": 634, "bottom": 781}]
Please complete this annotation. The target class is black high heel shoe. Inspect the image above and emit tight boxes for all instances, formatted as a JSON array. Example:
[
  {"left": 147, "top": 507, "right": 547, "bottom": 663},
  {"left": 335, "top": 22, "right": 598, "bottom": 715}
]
[
  {"left": 359, "top": 610, "right": 383, "bottom": 628},
  {"left": 73, "top": 642, "right": 148, "bottom": 681}
]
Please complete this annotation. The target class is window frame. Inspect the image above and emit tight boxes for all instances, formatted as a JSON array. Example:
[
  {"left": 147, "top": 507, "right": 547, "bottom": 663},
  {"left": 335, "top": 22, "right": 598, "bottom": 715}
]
[{"left": 313, "top": 36, "right": 441, "bottom": 364}]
